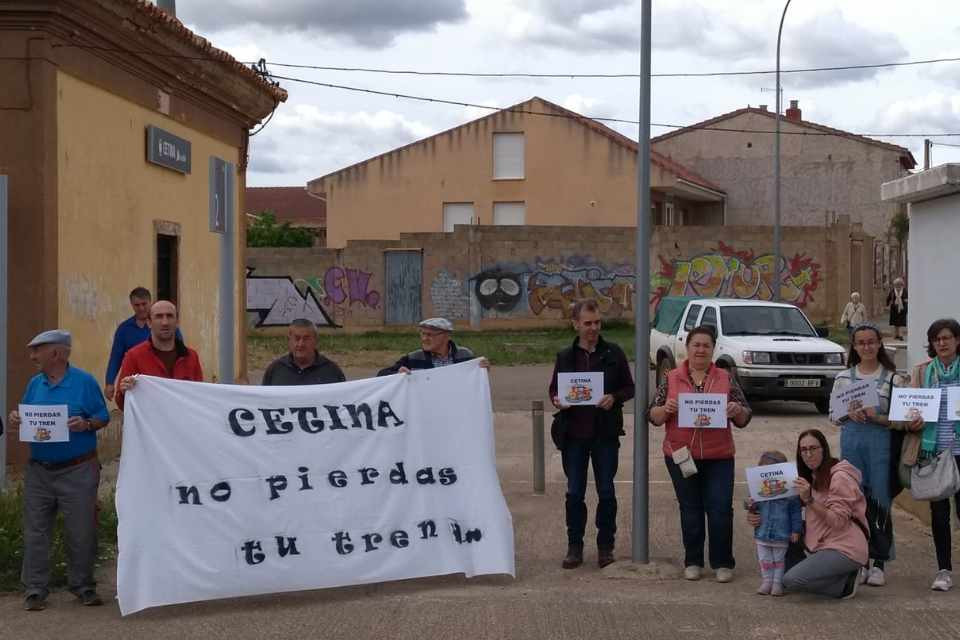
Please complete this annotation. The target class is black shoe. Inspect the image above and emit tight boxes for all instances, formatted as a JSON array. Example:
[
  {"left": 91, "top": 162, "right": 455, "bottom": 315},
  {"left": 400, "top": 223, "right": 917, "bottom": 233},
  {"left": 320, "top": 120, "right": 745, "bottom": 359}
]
[
  {"left": 23, "top": 594, "right": 47, "bottom": 611},
  {"left": 78, "top": 590, "right": 103, "bottom": 607},
  {"left": 840, "top": 569, "right": 861, "bottom": 599},
  {"left": 562, "top": 544, "right": 584, "bottom": 569},
  {"left": 598, "top": 547, "right": 615, "bottom": 568}
]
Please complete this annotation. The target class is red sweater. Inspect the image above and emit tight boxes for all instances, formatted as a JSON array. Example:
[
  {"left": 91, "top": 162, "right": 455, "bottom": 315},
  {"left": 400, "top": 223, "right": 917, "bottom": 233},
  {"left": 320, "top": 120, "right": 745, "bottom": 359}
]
[
  {"left": 661, "top": 362, "right": 739, "bottom": 460},
  {"left": 115, "top": 340, "right": 203, "bottom": 409}
]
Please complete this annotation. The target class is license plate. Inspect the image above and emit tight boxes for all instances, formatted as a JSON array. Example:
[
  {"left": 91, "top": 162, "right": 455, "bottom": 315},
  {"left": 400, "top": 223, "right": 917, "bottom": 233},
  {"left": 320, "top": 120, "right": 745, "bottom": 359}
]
[{"left": 784, "top": 378, "right": 821, "bottom": 388}]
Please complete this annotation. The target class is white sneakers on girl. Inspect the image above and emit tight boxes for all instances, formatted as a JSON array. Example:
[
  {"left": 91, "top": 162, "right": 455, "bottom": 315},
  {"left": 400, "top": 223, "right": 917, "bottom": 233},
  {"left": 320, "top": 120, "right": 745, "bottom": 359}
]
[{"left": 931, "top": 570, "right": 953, "bottom": 591}]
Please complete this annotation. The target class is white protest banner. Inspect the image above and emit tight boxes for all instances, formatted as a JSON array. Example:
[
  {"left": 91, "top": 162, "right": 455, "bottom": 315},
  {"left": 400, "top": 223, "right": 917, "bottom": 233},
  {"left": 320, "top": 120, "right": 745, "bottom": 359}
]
[
  {"left": 557, "top": 372, "right": 603, "bottom": 406},
  {"left": 947, "top": 387, "right": 960, "bottom": 421},
  {"left": 829, "top": 379, "right": 880, "bottom": 422},
  {"left": 116, "top": 360, "right": 514, "bottom": 615},
  {"left": 745, "top": 462, "right": 799, "bottom": 503},
  {"left": 889, "top": 387, "right": 943, "bottom": 422},
  {"left": 677, "top": 393, "right": 727, "bottom": 428},
  {"left": 18, "top": 404, "right": 69, "bottom": 443}
]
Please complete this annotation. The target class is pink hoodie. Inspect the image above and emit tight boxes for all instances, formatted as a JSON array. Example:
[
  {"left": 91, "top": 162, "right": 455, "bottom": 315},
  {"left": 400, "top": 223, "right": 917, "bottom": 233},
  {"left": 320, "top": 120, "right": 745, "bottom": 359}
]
[{"left": 804, "top": 460, "right": 869, "bottom": 566}]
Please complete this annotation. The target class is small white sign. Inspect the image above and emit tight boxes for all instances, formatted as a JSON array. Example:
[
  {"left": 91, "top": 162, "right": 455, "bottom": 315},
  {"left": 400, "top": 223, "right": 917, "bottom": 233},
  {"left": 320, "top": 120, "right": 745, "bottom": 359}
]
[
  {"left": 746, "top": 462, "right": 799, "bottom": 503},
  {"left": 557, "top": 372, "right": 604, "bottom": 406},
  {"left": 947, "top": 387, "right": 960, "bottom": 421},
  {"left": 18, "top": 404, "right": 70, "bottom": 443},
  {"left": 678, "top": 393, "right": 727, "bottom": 429},
  {"left": 829, "top": 379, "right": 880, "bottom": 422},
  {"left": 889, "top": 388, "right": 943, "bottom": 422}
]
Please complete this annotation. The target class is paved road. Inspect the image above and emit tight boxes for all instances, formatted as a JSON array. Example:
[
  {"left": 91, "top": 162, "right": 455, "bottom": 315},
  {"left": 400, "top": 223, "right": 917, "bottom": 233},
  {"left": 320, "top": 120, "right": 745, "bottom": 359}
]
[{"left": 3, "top": 364, "right": 959, "bottom": 639}]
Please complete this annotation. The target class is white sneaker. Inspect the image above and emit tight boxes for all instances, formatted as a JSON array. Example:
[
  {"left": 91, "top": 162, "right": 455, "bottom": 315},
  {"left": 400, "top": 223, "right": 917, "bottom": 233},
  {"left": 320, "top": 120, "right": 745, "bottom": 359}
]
[
  {"left": 715, "top": 568, "right": 734, "bottom": 583},
  {"left": 866, "top": 566, "right": 886, "bottom": 587},
  {"left": 684, "top": 565, "right": 702, "bottom": 581},
  {"left": 932, "top": 570, "right": 953, "bottom": 591},
  {"left": 858, "top": 567, "right": 869, "bottom": 584}
]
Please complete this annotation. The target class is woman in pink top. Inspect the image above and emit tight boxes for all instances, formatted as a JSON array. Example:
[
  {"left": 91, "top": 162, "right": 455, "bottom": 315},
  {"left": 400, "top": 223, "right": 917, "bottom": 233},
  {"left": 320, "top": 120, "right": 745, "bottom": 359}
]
[{"left": 782, "top": 429, "right": 869, "bottom": 599}]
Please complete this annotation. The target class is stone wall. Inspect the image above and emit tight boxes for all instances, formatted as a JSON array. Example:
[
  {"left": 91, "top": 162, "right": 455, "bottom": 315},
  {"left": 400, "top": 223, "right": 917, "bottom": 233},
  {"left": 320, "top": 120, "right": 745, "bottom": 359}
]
[{"left": 247, "top": 222, "right": 873, "bottom": 332}]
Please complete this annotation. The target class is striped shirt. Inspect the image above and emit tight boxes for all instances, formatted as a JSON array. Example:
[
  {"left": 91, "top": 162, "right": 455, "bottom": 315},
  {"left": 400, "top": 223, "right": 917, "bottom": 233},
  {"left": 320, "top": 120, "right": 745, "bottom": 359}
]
[{"left": 935, "top": 377, "right": 960, "bottom": 455}]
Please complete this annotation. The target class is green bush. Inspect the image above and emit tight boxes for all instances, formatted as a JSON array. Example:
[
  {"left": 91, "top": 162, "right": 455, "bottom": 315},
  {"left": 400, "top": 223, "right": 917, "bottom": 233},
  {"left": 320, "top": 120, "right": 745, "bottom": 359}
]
[
  {"left": 247, "top": 211, "right": 315, "bottom": 247},
  {"left": 0, "top": 486, "right": 118, "bottom": 592}
]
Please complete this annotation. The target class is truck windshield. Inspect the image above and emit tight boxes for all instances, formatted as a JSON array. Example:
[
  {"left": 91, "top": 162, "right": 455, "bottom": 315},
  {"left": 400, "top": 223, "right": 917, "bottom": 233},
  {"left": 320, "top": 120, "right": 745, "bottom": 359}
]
[{"left": 720, "top": 306, "right": 816, "bottom": 337}]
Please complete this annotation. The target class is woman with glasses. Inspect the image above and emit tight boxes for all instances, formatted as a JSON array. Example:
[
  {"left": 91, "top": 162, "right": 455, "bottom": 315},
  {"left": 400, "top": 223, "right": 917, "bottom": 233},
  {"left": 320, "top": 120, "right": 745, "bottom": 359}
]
[
  {"left": 778, "top": 429, "right": 868, "bottom": 599},
  {"left": 902, "top": 318, "right": 960, "bottom": 591},
  {"left": 829, "top": 323, "right": 908, "bottom": 587},
  {"left": 649, "top": 325, "right": 751, "bottom": 584}
]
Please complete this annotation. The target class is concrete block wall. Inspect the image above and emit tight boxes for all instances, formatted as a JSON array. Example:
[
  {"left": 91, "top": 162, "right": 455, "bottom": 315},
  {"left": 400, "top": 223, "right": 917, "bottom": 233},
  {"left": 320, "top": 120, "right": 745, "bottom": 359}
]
[{"left": 247, "top": 222, "right": 867, "bottom": 332}]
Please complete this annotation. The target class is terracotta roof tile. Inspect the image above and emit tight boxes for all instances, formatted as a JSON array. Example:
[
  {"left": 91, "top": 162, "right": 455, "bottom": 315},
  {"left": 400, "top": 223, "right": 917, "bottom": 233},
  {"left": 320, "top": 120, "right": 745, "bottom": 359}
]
[
  {"left": 246, "top": 187, "right": 325, "bottom": 226},
  {"left": 651, "top": 106, "right": 916, "bottom": 169}
]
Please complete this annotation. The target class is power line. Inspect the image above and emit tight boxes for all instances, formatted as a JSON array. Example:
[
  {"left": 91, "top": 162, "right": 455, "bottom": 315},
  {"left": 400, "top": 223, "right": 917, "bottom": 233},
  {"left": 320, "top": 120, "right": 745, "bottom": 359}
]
[
  {"left": 268, "top": 73, "right": 960, "bottom": 139},
  {"left": 49, "top": 43, "right": 960, "bottom": 80},
  {"left": 932, "top": 141, "right": 960, "bottom": 149}
]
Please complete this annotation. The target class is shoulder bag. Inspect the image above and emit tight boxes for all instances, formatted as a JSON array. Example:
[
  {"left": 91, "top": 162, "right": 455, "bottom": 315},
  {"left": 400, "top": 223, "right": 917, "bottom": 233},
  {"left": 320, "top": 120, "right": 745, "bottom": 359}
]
[{"left": 910, "top": 447, "right": 960, "bottom": 501}]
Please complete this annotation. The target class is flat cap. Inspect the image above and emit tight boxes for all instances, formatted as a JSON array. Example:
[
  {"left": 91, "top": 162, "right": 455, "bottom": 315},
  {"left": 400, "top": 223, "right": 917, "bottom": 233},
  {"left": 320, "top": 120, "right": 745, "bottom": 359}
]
[
  {"left": 418, "top": 317, "right": 453, "bottom": 332},
  {"left": 27, "top": 329, "right": 72, "bottom": 348}
]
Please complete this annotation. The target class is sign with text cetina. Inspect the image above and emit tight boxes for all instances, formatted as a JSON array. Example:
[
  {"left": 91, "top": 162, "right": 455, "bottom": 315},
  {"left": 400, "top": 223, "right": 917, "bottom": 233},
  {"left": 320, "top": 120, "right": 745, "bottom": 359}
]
[
  {"left": 116, "top": 361, "right": 515, "bottom": 615},
  {"left": 146, "top": 125, "right": 191, "bottom": 174}
]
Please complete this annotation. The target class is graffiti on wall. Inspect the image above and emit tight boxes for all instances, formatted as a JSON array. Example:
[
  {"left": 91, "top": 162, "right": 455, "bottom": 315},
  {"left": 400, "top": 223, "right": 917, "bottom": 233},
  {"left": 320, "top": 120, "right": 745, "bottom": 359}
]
[
  {"left": 246, "top": 265, "right": 381, "bottom": 328},
  {"left": 472, "top": 257, "right": 635, "bottom": 319},
  {"left": 651, "top": 241, "right": 822, "bottom": 308},
  {"left": 246, "top": 270, "right": 337, "bottom": 328},
  {"left": 430, "top": 270, "right": 467, "bottom": 319}
]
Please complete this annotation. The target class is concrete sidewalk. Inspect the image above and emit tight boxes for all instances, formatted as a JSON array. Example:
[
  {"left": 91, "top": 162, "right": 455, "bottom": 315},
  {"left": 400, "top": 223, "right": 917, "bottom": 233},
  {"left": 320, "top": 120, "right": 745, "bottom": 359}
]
[{"left": 3, "top": 400, "right": 960, "bottom": 639}]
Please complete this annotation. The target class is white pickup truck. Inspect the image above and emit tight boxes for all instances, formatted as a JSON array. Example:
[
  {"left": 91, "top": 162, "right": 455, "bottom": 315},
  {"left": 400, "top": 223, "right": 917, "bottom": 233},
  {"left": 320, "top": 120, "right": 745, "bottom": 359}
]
[{"left": 650, "top": 297, "right": 846, "bottom": 414}]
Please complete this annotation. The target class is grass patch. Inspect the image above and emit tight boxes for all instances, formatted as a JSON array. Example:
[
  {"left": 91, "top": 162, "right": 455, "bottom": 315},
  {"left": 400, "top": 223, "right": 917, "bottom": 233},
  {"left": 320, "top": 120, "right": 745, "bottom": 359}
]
[
  {"left": 248, "top": 323, "right": 640, "bottom": 369},
  {"left": 0, "top": 485, "right": 118, "bottom": 593}
]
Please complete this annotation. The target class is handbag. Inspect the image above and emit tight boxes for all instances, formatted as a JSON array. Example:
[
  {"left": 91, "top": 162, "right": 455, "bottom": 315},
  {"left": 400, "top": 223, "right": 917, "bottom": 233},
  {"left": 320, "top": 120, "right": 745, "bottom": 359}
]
[
  {"left": 550, "top": 411, "right": 567, "bottom": 451},
  {"left": 910, "top": 448, "right": 960, "bottom": 501}
]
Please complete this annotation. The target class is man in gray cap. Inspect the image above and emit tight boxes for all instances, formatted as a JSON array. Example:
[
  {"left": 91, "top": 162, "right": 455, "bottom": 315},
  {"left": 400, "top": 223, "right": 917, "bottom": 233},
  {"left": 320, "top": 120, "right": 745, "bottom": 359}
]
[
  {"left": 7, "top": 330, "right": 109, "bottom": 611},
  {"left": 378, "top": 317, "right": 487, "bottom": 375}
]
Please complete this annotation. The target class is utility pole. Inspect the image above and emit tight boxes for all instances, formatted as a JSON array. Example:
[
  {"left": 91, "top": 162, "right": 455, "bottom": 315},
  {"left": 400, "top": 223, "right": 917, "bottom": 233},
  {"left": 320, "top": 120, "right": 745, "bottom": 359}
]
[
  {"left": 632, "top": 0, "right": 652, "bottom": 564},
  {"left": 924, "top": 139, "right": 932, "bottom": 170},
  {"left": 773, "top": 0, "right": 793, "bottom": 302}
]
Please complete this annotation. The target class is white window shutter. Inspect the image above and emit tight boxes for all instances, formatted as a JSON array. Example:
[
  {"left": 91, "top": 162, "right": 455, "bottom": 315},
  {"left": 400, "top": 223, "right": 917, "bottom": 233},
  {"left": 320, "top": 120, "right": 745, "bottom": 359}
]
[
  {"left": 493, "top": 133, "right": 524, "bottom": 179},
  {"left": 493, "top": 202, "right": 525, "bottom": 225},
  {"left": 443, "top": 203, "right": 475, "bottom": 231}
]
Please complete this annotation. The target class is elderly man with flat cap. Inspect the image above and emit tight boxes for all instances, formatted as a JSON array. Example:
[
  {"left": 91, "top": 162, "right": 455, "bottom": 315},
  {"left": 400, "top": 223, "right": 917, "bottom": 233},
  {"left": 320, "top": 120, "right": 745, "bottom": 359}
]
[
  {"left": 7, "top": 330, "right": 109, "bottom": 611},
  {"left": 378, "top": 317, "right": 487, "bottom": 375}
]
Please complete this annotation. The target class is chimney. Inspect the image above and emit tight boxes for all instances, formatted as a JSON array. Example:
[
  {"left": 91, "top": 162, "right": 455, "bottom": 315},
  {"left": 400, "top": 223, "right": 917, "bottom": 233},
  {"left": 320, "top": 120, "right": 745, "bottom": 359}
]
[
  {"left": 758, "top": 104, "right": 768, "bottom": 112},
  {"left": 157, "top": 0, "right": 176, "bottom": 16},
  {"left": 785, "top": 99, "right": 802, "bottom": 122}
]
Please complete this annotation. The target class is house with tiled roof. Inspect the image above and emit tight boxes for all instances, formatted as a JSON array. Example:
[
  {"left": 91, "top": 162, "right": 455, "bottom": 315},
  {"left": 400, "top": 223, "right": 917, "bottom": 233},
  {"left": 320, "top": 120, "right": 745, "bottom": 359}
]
[
  {"left": 308, "top": 97, "right": 727, "bottom": 248},
  {"left": 246, "top": 186, "right": 327, "bottom": 245},
  {"left": 651, "top": 100, "right": 915, "bottom": 245},
  {"left": 0, "top": 0, "right": 285, "bottom": 466}
]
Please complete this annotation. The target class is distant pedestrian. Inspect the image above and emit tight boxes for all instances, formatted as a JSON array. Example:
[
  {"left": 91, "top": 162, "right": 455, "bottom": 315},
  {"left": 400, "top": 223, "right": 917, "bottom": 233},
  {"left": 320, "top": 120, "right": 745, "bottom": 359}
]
[
  {"left": 104, "top": 287, "right": 181, "bottom": 399},
  {"left": 262, "top": 318, "right": 345, "bottom": 385},
  {"left": 886, "top": 278, "right": 908, "bottom": 340},
  {"left": 550, "top": 299, "right": 634, "bottom": 569},
  {"left": 840, "top": 292, "right": 867, "bottom": 336},
  {"left": 115, "top": 300, "right": 202, "bottom": 409},
  {"left": 747, "top": 450, "right": 803, "bottom": 597},
  {"left": 8, "top": 330, "right": 109, "bottom": 611},
  {"left": 377, "top": 317, "right": 487, "bottom": 375}
]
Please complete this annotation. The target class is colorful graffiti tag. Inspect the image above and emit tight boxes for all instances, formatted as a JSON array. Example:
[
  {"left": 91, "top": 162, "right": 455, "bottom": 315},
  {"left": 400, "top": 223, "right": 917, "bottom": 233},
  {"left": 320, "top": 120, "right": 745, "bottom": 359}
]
[
  {"left": 246, "top": 266, "right": 381, "bottom": 328},
  {"left": 651, "top": 242, "right": 822, "bottom": 308},
  {"left": 473, "top": 257, "right": 635, "bottom": 319}
]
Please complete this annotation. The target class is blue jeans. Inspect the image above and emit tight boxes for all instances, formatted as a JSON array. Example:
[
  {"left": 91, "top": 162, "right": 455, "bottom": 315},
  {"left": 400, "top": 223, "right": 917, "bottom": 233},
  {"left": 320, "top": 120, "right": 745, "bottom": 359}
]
[
  {"left": 841, "top": 421, "right": 895, "bottom": 561},
  {"left": 665, "top": 457, "right": 736, "bottom": 569},
  {"left": 561, "top": 437, "right": 619, "bottom": 548}
]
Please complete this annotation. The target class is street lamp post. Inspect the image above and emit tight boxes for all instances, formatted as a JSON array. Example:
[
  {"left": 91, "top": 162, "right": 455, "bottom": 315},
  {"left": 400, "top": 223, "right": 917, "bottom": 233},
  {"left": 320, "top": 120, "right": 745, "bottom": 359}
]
[{"left": 773, "top": 0, "right": 792, "bottom": 302}]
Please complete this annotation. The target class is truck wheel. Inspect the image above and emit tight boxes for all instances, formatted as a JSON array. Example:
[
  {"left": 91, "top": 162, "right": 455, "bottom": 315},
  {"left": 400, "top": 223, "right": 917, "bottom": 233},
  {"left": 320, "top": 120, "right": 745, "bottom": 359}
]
[
  {"left": 656, "top": 356, "right": 674, "bottom": 388},
  {"left": 814, "top": 398, "right": 830, "bottom": 415}
]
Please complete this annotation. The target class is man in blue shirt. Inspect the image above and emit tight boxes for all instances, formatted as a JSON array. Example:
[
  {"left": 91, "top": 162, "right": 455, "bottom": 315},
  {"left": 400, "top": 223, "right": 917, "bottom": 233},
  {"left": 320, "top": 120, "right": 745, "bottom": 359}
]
[{"left": 8, "top": 329, "right": 109, "bottom": 611}]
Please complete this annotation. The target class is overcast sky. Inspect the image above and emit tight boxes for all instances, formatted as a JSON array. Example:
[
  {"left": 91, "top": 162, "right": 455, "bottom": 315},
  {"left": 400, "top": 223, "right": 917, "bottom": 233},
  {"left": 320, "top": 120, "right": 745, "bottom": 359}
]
[{"left": 169, "top": 0, "right": 960, "bottom": 187}]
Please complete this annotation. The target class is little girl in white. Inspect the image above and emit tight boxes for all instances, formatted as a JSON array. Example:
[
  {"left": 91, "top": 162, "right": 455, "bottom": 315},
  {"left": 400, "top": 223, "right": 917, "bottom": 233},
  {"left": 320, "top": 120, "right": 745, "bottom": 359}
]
[{"left": 749, "top": 450, "right": 804, "bottom": 596}]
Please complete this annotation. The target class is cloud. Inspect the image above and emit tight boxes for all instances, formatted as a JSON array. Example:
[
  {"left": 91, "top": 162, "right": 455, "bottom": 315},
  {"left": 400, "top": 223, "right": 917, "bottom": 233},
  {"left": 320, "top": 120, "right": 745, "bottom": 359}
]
[
  {"left": 178, "top": 0, "right": 468, "bottom": 48},
  {"left": 778, "top": 10, "right": 908, "bottom": 89},
  {"left": 872, "top": 93, "right": 960, "bottom": 133},
  {"left": 247, "top": 104, "right": 437, "bottom": 185}
]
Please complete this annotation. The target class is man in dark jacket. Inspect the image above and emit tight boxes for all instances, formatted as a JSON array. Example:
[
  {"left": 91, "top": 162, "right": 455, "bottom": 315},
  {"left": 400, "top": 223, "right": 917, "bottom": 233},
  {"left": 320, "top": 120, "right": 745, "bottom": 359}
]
[
  {"left": 262, "top": 318, "right": 346, "bottom": 386},
  {"left": 548, "top": 299, "right": 634, "bottom": 570},
  {"left": 378, "top": 317, "right": 486, "bottom": 375}
]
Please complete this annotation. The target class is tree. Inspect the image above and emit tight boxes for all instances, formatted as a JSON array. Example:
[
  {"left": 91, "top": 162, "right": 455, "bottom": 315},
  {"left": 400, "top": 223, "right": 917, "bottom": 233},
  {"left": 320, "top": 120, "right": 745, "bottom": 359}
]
[
  {"left": 890, "top": 208, "right": 909, "bottom": 275},
  {"left": 246, "top": 211, "right": 315, "bottom": 247}
]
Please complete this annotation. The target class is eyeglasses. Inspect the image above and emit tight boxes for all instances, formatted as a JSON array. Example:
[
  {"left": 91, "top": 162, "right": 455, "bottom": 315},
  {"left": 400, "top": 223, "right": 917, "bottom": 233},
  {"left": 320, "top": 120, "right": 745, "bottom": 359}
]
[
  {"left": 799, "top": 445, "right": 822, "bottom": 455},
  {"left": 933, "top": 335, "right": 957, "bottom": 344},
  {"left": 854, "top": 340, "right": 879, "bottom": 348},
  {"left": 419, "top": 331, "right": 444, "bottom": 338}
]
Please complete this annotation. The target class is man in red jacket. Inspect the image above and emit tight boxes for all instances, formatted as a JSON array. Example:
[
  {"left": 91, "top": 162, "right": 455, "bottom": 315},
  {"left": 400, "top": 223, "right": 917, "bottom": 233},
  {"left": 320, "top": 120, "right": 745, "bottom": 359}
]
[{"left": 114, "top": 300, "right": 203, "bottom": 409}]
